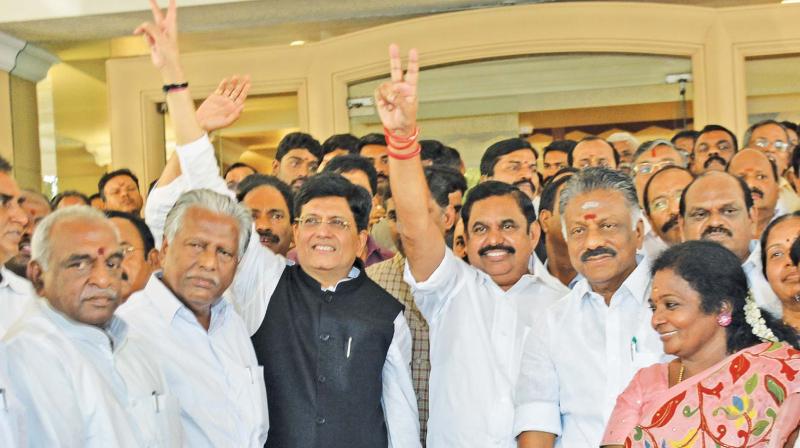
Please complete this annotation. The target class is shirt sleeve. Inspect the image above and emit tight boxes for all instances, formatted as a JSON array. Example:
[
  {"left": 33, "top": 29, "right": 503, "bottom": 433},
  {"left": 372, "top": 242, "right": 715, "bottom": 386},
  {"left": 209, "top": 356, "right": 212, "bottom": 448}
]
[
  {"left": 513, "top": 313, "right": 562, "bottom": 438},
  {"left": 402, "top": 247, "right": 466, "bottom": 325},
  {"left": 144, "top": 134, "right": 232, "bottom": 249},
  {"left": 600, "top": 367, "right": 651, "bottom": 445},
  {"left": 381, "top": 312, "right": 422, "bottom": 448}
]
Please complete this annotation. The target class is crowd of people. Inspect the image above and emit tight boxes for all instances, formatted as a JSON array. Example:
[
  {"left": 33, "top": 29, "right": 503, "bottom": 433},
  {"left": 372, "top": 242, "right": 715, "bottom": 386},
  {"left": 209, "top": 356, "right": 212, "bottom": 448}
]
[{"left": 0, "top": 1, "right": 798, "bottom": 447}]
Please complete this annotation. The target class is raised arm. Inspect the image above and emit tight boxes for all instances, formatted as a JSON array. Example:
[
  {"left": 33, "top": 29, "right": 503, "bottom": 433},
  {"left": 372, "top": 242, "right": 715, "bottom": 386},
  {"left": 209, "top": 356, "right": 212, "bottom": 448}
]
[{"left": 374, "top": 45, "right": 445, "bottom": 282}]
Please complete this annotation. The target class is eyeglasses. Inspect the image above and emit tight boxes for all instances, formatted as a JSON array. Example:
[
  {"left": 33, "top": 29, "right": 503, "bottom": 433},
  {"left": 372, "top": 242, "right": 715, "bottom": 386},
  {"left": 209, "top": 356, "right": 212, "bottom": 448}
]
[
  {"left": 650, "top": 190, "right": 684, "bottom": 212},
  {"left": 632, "top": 160, "right": 682, "bottom": 176},
  {"left": 295, "top": 215, "right": 351, "bottom": 231},
  {"left": 753, "top": 138, "right": 791, "bottom": 153}
]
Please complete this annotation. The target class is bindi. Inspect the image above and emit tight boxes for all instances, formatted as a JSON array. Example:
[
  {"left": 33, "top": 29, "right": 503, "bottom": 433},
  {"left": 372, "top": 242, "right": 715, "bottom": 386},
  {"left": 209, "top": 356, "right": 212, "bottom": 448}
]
[{"left": 97, "top": 247, "right": 105, "bottom": 256}]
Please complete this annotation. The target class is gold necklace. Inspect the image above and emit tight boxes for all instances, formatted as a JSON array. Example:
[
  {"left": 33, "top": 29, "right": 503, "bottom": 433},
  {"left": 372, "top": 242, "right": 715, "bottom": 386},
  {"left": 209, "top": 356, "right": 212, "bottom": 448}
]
[{"left": 677, "top": 363, "right": 685, "bottom": 383}]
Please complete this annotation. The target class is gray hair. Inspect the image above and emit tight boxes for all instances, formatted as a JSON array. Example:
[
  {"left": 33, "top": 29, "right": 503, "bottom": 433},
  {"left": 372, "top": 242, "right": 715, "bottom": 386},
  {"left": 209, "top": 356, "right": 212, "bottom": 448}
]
[
  {"left": 742, "top": 119, "right": 789, "bottom": 148},
  {"left": 31, "top": 205, "right": 119, "bottom": 271},
  {"left": 607, "top": 132, "right": 640, "bottom": 149},
  {"left": 163, "top": 189, "right": 252, "bottom": 259},
  {"left": 559, "top": 167, "right": 642, "bottom": 240},
  {"left": 631, "top": 139, "right": 688, "bottom": 166}
]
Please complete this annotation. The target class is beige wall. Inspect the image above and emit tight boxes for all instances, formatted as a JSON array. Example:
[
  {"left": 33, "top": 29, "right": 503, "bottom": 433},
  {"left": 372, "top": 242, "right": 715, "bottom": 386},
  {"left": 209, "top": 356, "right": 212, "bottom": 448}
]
[{"left": 105, "top": 2, "right": 800, "bottom": 179}]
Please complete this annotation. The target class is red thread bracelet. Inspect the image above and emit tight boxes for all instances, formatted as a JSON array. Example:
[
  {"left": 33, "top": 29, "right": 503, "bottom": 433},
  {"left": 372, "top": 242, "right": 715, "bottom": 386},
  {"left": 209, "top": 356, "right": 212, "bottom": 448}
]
[
  {"left": 387, "top": 143, "right": 421, "bottom": 160},
  {"left": 385, "top": 136, "right": 417, "bottom": 150},
  {"left": 383, "top": 126, "right": 419, "bottom": 143}
]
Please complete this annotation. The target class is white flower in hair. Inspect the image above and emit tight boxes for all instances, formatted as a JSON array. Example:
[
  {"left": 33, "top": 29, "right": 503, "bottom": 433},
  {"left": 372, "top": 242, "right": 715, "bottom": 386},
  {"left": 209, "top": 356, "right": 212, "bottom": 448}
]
[{"left": 743, "top": 293, "right": 779, "bottom": 343}]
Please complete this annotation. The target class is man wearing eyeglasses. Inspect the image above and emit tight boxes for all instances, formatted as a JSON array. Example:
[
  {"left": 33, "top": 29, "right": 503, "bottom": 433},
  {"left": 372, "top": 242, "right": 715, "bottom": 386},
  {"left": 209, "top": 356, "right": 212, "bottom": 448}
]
[
  {"left": 642, "top": 166, "right": 694, "bottom": 247},
  {"left": 138, "top": 4, "right": 419, "bottom": 446},
  {"left": 743, "top": 120, "right": 800, "bottom": 218},
  {"left": 106, "top": 211, "right": 159, "bottom": 302},
  {"left": 629, "top": 140, "right": 687, "bottom": 258}
]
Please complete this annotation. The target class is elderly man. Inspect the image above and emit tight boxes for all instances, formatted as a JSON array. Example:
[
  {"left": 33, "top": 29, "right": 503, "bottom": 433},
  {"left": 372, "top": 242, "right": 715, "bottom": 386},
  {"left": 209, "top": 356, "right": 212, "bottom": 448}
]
[
  {"left": 375, "top": 45, "right": 565, "bottom": 448},
  {"left": 4, "top": 206, "right": 182, "bottom": 447},
  {"left": 642, "top": 166, "right": 694, "bottom": 247},
  {"left": 515, "top": 167, "right": 665, "bottom": 447},
  {"left": 480, "top": 138, "right": 540, "bottom": 200},
  {"left": 726, "top": 149, "right": 780, "bottom": 236},
  {"left": 236, "top": 174, "right": 294, "bottom": 256},
  {"left": 743, "top": 120, "right": 800, "bottom": 217},
  {"left": 569, "top": 136, "right": 619, "bottom": 169},
  {"left": 106, "top": 211, "right": 159, "bottom": 301},
  {"left": 99, "top": 169, "right": 144, "bottom": 215},
  {"left": 6, "top": 189, "right": 51, "bottom": 278},
  {"left": 607, "top": 131, "right": 640, "bottom": 174},
  {"left": 137, "top": 5, "right": 418, "bottom": 446},
  {"left": 367, "top": 165, "right": 467, "bottom": 445},
  {"left": 679, "top": 170, "right": 782, "bottom": 317},
  {"left": 689, "top": 124, "right": 738, "bottom": 174}
]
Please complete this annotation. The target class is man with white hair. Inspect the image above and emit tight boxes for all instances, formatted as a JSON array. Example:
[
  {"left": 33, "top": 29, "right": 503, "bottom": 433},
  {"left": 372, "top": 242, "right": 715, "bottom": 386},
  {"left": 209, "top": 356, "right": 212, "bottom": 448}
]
[
  {"left": 515, "top": 168, "right": 665, "bottom": 447},
  {"left": 4, "top": 206, "right": 182, "bottom": 447},
  {"left": 117, "top": 190, "right": 269, "bottom": 447},
  {"left": 607, "top": 132, "right": 640, "bottom": 174}
]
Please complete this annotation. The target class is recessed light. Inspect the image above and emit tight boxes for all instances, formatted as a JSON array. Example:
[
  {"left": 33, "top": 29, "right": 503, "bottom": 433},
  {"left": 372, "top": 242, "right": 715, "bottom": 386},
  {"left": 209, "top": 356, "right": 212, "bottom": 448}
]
[{"left": 290, "top": 40, "right": 306, "bottom": 46}]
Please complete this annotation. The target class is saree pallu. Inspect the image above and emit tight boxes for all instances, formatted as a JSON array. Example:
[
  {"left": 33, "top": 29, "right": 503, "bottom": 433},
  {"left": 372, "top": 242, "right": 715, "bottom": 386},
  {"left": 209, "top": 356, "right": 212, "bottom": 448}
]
[{"left": 604, "top": 341, "right": 800, "bottom": 448}]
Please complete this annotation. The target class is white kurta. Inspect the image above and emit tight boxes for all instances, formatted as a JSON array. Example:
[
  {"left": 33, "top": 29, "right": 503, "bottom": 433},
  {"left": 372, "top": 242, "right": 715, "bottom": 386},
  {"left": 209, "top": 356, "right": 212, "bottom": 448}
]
[
  {"left": 404, "top": 247, "right": 565, "bottom": 448},
  {"left": 514, "top": 256, "right": 667, "bottom": 448},
  {"left": 117, "top": 274, "right": 269, "bottom": 447},
  {"left": 0, "top": 343, "right": 24, "bottom": 447},
  {"left": 4, "top": 299, "right": 182, "bottom": 447}
]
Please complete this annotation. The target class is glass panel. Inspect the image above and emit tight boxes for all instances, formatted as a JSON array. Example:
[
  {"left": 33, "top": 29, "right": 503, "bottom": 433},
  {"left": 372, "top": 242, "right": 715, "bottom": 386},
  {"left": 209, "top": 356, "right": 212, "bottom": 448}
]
[
  {"left": 746, "top": 54, "right": 800, "bottom": 125},
  {"left": 164, "top": 92, "right": 300, "bottom": 174},
  {"left": 348, "top": 53, "right": 693, "bottom": 180}
]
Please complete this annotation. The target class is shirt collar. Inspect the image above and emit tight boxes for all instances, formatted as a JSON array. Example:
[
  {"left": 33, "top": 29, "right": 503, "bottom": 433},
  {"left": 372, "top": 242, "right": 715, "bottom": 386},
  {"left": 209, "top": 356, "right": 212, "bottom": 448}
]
[
  {"left": 40, "top": 299, "right": 128, "bottom": 351},
  {"left": 144, "top": 273, "right": 229, "bottom": 330},
  {"left": 529, "top": 253, "right": 579, "bottom": 290},
  {"left": 321, "top": 266, "right": 361, "bottom": 292},
  {"left": 574, "top": 254, "right": 652, "bottom": 305},
  {"left": 0, "top": 267, "right": 33, "bottom": 295},
  {"left": 743, "top": 240, "right": 761, "bottom": 273}
]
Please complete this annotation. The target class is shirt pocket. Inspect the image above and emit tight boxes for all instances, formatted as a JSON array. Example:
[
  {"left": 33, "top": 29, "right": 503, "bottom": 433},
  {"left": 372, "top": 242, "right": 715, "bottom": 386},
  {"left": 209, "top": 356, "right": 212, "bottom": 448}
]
[{"left": 128, "top": 392, "right": 183, "bottom": 447}]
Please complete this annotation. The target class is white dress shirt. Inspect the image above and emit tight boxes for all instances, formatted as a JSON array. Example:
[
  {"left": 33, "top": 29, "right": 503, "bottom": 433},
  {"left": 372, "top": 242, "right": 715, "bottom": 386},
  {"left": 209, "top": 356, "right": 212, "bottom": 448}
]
[
  {"left": 514, "top": 256, "right": 666, "bottom": 447},
  {"left": 743, "top": 240, "right": 783, "bottom": 318},
  {"left": 0, "top": 267, "right": 37, "bottom": 337},
  {"left": 144, "top": 134, "right": 418, "bottom": 447},
  {"left": 0, "top": 343, "right": 24, "bottom": 447},
  {"left": 404, "top": 247, "right": 565, "bottom": 448},
  {"left": 641, "top": 218, "right": 668, "bottom": 260},
  {"left": 4, "top": 299, "right": 182, "bottom": 447},
  {"left": 117, "top": 274, "right": 269, "bottom": 447},
  {"left": 529, "top": 253, "right": 579, "bottom": 293}
]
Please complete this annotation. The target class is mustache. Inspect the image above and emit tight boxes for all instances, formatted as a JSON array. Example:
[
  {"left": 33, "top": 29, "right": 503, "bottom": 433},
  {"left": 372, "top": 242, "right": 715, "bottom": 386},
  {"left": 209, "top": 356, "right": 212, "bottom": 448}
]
[
  {"left": 701, "top": 225, "right": 733, "bottom": 239},
  {"left": 703, "top": 154, "right": 728, "bottom": 169},
  {"left": 513, "top": 179, "right": 536, "bottom": 191},
  {"left": 661, "top": 214, "right": 680, "bottom": 234},
  {"left": 80, "top": 286, "right": 118, "bottom": 301},
  {"left": 750, "top": 186, "right": 764, "bottom": 199},
  {"left": 478, "top": 244, "right": 516, "bottom": 257},
  {"left": 257, "top": 228, "right": 280, "bottom": 244},
  {"left": 581, "top": 246, "right": 617, "bottom": 262}
]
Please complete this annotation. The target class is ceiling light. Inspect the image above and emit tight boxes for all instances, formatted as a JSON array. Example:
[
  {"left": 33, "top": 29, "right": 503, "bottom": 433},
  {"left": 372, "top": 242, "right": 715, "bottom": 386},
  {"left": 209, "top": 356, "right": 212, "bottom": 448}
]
[{"left": 290, "top": 40, "right": 305, "bottom": 46}]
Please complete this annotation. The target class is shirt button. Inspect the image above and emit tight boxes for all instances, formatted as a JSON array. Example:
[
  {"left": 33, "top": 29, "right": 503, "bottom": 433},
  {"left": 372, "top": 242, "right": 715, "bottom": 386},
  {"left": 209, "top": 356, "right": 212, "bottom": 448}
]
[
  {"left": 323, "top": 293, "right": 334, "bottom": 303},
  {"left": 316, "top": 416, "right": 326, "bottom": 425},
  {"left": 319, "top": 333, "right": 331, "bottom": 342},
  {"left": 317, "top": 375, "right": 327, "bottom": 383}
]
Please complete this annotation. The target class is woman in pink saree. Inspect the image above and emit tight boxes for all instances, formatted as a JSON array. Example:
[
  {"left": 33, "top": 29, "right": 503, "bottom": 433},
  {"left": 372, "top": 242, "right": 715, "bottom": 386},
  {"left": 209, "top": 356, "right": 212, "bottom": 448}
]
[{"left": 601, "top": 241, "right": 800, "bottom": 448}]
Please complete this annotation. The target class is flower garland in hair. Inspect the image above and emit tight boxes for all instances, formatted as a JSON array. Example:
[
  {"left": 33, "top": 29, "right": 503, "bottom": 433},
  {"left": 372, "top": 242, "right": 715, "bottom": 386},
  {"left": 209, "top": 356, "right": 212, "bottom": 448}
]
[{"left": 743, "top": 292, "right": 779, "bottom": 343}]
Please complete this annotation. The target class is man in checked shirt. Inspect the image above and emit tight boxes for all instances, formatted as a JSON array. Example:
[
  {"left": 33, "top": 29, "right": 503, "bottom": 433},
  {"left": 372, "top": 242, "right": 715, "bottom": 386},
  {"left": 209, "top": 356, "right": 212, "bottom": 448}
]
[{"left": 366, "top": 165, "right": 466, "bottom": 446}]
